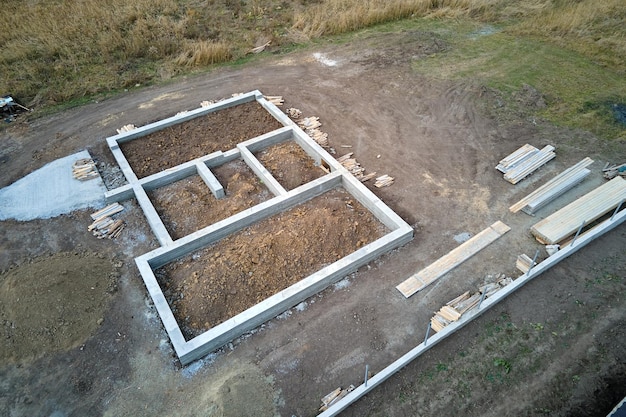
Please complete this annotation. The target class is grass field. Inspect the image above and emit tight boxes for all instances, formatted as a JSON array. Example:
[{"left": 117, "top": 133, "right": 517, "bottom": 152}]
[{"left": 1, "top": 0, "right": 624, "bottom": 138}]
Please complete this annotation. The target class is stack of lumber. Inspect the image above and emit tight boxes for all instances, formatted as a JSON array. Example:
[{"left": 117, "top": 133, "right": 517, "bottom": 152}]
[
  {"left": 337, "top": 153, "right": 364, "bottom": 176},
  {"left": 286, "top": 107, "right": 302, "bottom": 119},
  {"left": 374, "top": 174, "right": 394, "bottom": 188},
  {"left": 430, "top": 274, "right": 512, "bottom": 332},
  {"left": 336, "top": 152, "right": 378, "bottom": 182},
  {"left": 307, "top": 128, "right": 329, "bottom": 147},
  {"left": 116, "top": 124, "right": 136, "bottom": 134},
  {"left": 530, "top": 176, "right": 626, "bottom": 244},
  {"left": 397, "top": 221, "right": 511, "bottom": 298},
  {"left": 509, "top": 157, "right": 594, "bottom": 214},
  {"left": 264, "top": 95, "right": 283, "bottom": 106},
  {"left": 515, "top": 253, "right": 536, "bottom": 273},
  {"left": 72, "top": 158, "right": 100, "bottom": 181},
  {"left": 603, "top": 162, "right": 626, "bottom": 180},
  {"left": 298, "top": 116, "right": 321, "bottom": 130},
  {"left": 88, "top": 203, "right": 125, "bottom": 239},
  {"left": 496, "top": 144, "right": 556, "bottom": 184},
  {"left": 319, "top": 385, "right": 355, "bottom": 411}
]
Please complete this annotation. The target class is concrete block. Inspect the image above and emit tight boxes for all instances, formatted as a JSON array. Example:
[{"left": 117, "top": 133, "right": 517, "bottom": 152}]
[{"left": 197, "top": 162, "right": 224, "bottom": 199}]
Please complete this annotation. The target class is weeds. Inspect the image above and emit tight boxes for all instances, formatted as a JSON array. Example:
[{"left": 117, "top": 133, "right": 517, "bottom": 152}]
[{"left": 1, "top": 0, "right": 624, "bottom": 121}]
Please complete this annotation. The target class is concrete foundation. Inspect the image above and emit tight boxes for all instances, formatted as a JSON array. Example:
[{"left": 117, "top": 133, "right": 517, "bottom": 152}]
[{"left": 105, "top": 90, "right": 413, "bottom": 364}]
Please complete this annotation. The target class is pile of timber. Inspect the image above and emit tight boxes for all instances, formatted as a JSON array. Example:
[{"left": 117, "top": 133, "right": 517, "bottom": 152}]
[
  {"left": 336, "top": 152, "right": 377, "bottom": 183},
  {"left": 72, "top": 158, "right": 100, "bottom": 181},
  {"left": 603, "top": 162, "right": 626, "bottom": 180},
  {"left": 88, "top": 203, "right": 125, "bottom": 239},
  {"left": 509, "top": 157, "right": 594, "bottom": 214},
  {"left": 430, "top": 274, "right": 513, "bottom": 332},
  {"left": 374, "top": 174, "right": 394, "bottom": 188},
  {"left": 515, "top": 254, "right": 536, "bottom": 273},
  {"left": 116, "top": 124, "right": 136, "bottom": 134},
  {"left": 264, "top": 95, "right": 283, "bottom": 106},
  {"left": 530, "top": 176, "right": 626, "bottom": 244},
  {"left": 496, "top": 144, "right": 556, "bottom": 184},
  {"left": 286, "top": 107, "right": 302, "bottom": 119},
  {"left": 296, "top": 116, "right": 331, "bottom": 148},
  {"left": 319, "top": 385, "right": 355, "bottom": 411}
]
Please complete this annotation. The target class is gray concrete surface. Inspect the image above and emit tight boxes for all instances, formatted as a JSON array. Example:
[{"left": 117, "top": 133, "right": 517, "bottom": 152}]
[{"left": 0, "top": 150, "right": 107, "bottom": 221}]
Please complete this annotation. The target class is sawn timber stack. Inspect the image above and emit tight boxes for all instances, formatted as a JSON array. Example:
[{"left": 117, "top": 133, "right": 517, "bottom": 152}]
[
  {"left": 509, "top": 157, "right": 594, "bottom": 214},
  {"left": 530, "top": 176, "right": 626, "bottom": 244}
]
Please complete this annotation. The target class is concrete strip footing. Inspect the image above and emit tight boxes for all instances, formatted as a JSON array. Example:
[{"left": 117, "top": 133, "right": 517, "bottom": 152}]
[
  {"left": 317, "top": 207, "right": 626, "bottom": 417},
  {"left": 105, "top": 90, "right": 413, "bottom": 364}
]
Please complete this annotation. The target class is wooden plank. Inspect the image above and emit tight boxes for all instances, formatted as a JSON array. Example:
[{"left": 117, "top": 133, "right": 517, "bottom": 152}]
[
  {"left": 503, "top": 145, "right": 555, "bottom": 184},
  {"left": 530, "top": 176, "right": 626, "bottom": 244},
  {"left": 396, "top": 221, "right": 511, "bottom": 298},
  {"left": 509, "top": 157, "right": 594, "bottom": 213}
]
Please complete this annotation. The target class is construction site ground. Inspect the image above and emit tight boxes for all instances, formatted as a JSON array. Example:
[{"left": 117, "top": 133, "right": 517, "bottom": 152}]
[{"left": 0, "top": 30, "right": 625, "bottom": 417}]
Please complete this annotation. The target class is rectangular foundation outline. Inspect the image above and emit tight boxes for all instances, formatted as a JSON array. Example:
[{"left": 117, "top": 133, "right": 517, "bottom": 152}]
[{"left": 105, "top": 90, "right": 413, "bottom": 364}]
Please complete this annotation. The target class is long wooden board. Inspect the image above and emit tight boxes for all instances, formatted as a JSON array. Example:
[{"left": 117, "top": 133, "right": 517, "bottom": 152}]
[
  {"left": 509, "top": 157, "right": 594, "bottom": 214},
  {"left": 396, "top": 221, "right": 511, "bottom": 298},
  {"left": 530, "top": 176, "right": 626, "bottom": 244}
]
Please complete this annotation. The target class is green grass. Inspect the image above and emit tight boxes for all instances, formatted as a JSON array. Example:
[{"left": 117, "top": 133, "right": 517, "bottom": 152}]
[{"left": 410, "top": 22, "right": 626, "bottom": 140}]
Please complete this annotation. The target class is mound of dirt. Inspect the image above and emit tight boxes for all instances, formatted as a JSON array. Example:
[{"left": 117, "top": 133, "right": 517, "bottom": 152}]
[{"left": 0, "top": 252, "right": 120, "bottom": 363}]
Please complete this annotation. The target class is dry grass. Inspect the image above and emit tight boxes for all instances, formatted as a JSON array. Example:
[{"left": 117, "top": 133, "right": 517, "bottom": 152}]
[{"left": 0, "top": 0, "right": 623, "bottom": 109}]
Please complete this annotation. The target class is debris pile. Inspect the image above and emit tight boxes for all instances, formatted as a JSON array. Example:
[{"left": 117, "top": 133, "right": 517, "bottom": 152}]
[
  {"left": 88, "top": 203, "right": 125, "bottom": 239},
  {"left": 72, "top": 158, "right": 100, "bottom": 181},
  {"left": 496, "top": 144, "right": 555, "bottom": 184},
  {"left": 263, "top": 95, "right": 283, "bottom": 106},
  {"left": 430, "top": 274, "right": 513, "bottom": 332},
  {"left": 286, "top": 107, "right": 302, "bottom": 119},
  {"left": 319, "top": 385, "right": 355, "bottom": 412},
  {"left": 374, "top": 174, "right": 395, "bottom": 188},
  {"left": 603, "top": 162, "right": 626, "bottom": 180},
  {"left": 116, "top": 124, "right": 136, "bottom": 134},
  {"left": 286, "top": 108, "right": 395, "bottom": 187}
]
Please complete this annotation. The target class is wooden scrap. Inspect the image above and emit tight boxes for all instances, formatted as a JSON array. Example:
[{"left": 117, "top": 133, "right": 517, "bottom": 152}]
[
  {"left": 374, "top": 174, "right": 394, "bottom": 188},
  {"left": 603, "top": 162, "right": 626, "bottom": 180},
  {"left": 264, "top": 95, "right": 283, "bottom": 106},
  {"left": 116, "top": 124, "right": 136, "bottom": 134},
  {"left": 89, "top": 203, "right": 125, "bottom": 239},
  {"left": 72, "top": 158, "right": 100, "bottom": 181},
  {"left": 319, "top": 385, "right": 355, "bottom": 411},
  {"left": 200, "top": 100, "right": 214, "bottom": 107},
  {"left": 431, "top": 274, "right": 513, "bottom": 333},
  {"left": 286, "top": 107, "right": 302, "bottom": 119},
  {"left": 502, "top": 145, "right": 556, "bottom": 184},
  {"left": 307, "top": 128, "right": 329, "bottom": 147},
  {"left": 91, "top": 203, "right": 124, "bottom": 220},
  {"left": 250, "top": 41, "right": 271, "bottom": 54},
  {"left": 515, "top": 253, "right": 535, "bottom": 273},
  {"left": 298, "top": 116, "right": 321, "bottom": 130}
]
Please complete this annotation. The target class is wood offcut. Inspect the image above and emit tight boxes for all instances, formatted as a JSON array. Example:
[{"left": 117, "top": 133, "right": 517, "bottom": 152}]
[{"left": 396, "top": 221, "right": 511, "bottom": 298}]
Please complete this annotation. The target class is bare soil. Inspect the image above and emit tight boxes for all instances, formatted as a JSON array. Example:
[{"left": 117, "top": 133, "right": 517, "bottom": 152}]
[
  {"left": 148, "top": 160, "right": 272, "bottom": 240},
  {"left": 119, "top": 101, "right": 282, "bottom": 178},
  {"left": 255, "top": 140, "right": 326, "bottom": 190},
  {"left": 0, "top": 28, "right": 625, "bottom": 417},
  {"left": 157, "top": 188, "right": 387, "bottom": 338}
]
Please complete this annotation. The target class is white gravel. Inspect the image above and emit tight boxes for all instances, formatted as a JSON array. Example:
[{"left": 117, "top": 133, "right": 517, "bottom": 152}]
[{"left": 0, "top": 150, "right": 107, "bottom": 221}]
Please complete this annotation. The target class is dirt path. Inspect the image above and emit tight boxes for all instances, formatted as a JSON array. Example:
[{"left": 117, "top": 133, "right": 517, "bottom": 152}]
[{"left": 1, "top": 29, "right": 625, "bottom": 417}]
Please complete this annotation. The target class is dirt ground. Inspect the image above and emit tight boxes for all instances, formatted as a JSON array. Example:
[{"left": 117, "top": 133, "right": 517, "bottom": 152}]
[
  {"left": 1, "top": 29, "right": 625, "bottom": 417},
  {"left": 120, "top": 101, "right": 283, "bottom": 178},
  {"left": 159, "top": 188, "right": 386, "bottom": 339}
]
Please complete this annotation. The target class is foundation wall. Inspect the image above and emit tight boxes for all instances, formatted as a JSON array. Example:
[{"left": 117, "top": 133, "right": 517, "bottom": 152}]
[{"left": 105, "top": 91, "right": 413, "bottom": 364}]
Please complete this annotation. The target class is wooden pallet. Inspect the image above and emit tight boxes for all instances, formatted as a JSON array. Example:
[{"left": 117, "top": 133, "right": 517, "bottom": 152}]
[{"left": 396, "top": 221, "right": 511, "bottom": 298}]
